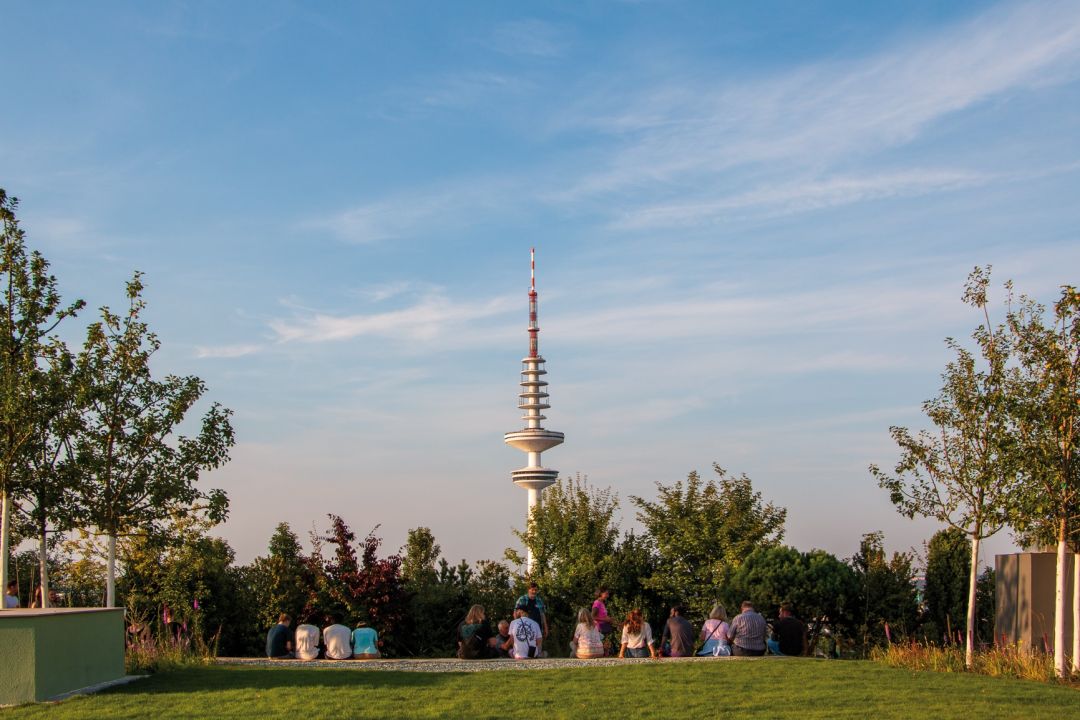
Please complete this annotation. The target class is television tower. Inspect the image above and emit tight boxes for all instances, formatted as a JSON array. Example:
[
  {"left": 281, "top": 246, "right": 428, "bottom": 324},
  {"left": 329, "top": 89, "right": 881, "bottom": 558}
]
[{"left": 504, "top": 248, "right": 564, "bottom": 571}]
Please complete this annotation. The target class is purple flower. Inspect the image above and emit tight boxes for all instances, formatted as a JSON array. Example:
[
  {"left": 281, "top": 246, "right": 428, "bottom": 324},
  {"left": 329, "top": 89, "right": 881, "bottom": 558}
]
[{"left": 193, "top": 598, "right": 200, "bottom": 610}]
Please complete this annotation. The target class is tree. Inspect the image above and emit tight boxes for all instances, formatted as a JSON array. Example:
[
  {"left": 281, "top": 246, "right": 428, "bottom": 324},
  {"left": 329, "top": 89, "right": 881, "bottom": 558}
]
[
  {"left": 727, "top": 545, "right": 858, "bottom": 654},
  {"left": 632, "top": 463, "right": 786, "bottom": 617},
  {"left": 0, "top": 189, "right": 83, "bottom": 607},
  {"left": 510, "top": 474, "right": 622, "bottom": 651},
  {"left": 71, "top": 273, "right": 233, "bottom": 606},
  {"left": 16, "top": 343, "right": 82, "bottom": 609},
  {"left": 248, "top": 522, "right": 314, "bottom": 630},
  {"left": 1007, "top": 283, "right": 1080, "bottom": 677},
  {"left": 923, "top": 528, "right": 971, "bottom": 644},
  {"left": 871, "top": 267, "right": 1019, "bottom": 668},
  {"left": 850, "top": 532, "right": 919, "bottom": 649}
]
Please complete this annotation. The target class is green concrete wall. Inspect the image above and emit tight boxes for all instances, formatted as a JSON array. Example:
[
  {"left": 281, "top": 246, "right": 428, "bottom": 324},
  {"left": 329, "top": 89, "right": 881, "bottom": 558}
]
[{"left": 0, "top": 609, "right": 125, "bottom": 704}]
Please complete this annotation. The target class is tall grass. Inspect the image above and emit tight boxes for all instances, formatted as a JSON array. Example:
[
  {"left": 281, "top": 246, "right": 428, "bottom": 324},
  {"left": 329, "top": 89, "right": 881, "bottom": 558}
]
[
  {"left": 870, "top": 641, "right": 1071, "bottom": 684},
  {"left": 125, "top": 607, "right": 221, "bottom": 674}
]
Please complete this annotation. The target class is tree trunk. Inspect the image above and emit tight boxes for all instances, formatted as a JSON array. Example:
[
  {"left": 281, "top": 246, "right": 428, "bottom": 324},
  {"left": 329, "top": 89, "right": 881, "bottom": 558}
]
[
  {"left": 965, "top": 533, "right": 980, "bottom": 670},
  {"left": 37, "top": 523, "right": 48, "bottom": 610},
  {"left": 1054, "top": 521, "right": 1067, "bottom": 678},
  {"left": 1073, "top": 550, "right": 1079, "bottom": 675},
  {"left": 0, "top": 490, "right": 9, "bottom": 611},
  {"left": 106, "top": 534, "right": 116, "bottom": 608}
]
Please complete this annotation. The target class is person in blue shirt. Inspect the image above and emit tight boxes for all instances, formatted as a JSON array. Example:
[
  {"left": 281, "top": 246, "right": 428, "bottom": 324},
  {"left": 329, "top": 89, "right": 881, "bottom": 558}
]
[
  {"left": 514, "top": 582, "right": 549, "bottom": 638},
  {"left": 352, "top": 620, "right": 380, "bottom": 659},
  {"left": 265, "top": 613, "right": 293, "bottom": 659}
]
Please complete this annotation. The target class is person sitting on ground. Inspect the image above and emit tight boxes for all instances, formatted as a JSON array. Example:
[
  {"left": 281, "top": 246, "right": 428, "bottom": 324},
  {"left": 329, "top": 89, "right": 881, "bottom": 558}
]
[
  {"left": 504, "top": 608, "right": 543, "bottom": 659},
  {"left": 266, "top": 613, "right": 294, "bottom": 659},
  {"left": 591, "top": 587, "right": 613, "bottom": 635},
  {"left": 618, "top": 609, "right": 657, "bottom": 659},
  {"left": 352, "top": 620, "right": 380, "bottom": 659},
  {"left": 4, "top": 581, "right": 20, "bottom": 609},
  {"left": 698, "top": 604, "right": 732, "bottom": 656},
  {"left": 514, "top": 581, "right": 549, "bottom": 639},
  {"left": 768, "top": 603, "right": 809, "bottom": 657},
  {"left": 493, "top": 620, "right": 511, "bottom": 658},
  {"left": 458, "top": 604, "right": 497, "bottom": 659},
  {"left": 294, "top": 615, "right": 321, "bottom": 660},
  {"left": 727, "top": 600, "right": 768, "bottom": 657},
  {"left": 571, "top": 608, "right": 605, "bottom": 659},
  {"left": 660, "top": 605, "right": 695, "bottom": 658},
  {"left": 323, "top": 612, "right": 353, "bottom": 660}
]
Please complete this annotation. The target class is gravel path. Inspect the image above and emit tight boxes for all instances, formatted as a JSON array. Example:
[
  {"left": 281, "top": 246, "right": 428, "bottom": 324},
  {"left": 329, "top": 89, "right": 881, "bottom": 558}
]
[{"left": 215, "top": 656, "right": 763, "bottom": 673}]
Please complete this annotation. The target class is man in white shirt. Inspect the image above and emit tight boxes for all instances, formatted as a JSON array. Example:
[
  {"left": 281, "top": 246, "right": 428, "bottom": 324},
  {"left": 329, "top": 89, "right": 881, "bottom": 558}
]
[
  {"left": 4, "top": 582, "right": 19, "bottom": 608},
  {"left": 504, "top": 608, "right": 543, "bottom": 659},
  {"left": 294, "top": 617, "right": 321, "bottom": 660},
  {"left": 323, "top": 613, "right": 353, "bottom": 660}
]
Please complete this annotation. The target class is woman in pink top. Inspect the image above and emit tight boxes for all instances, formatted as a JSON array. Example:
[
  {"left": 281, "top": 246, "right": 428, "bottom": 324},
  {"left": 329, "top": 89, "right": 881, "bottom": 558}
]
[
  {"left": 698, "top": 603, "right": 731, "bottom": 656},
  {"left": 591, "top": 587, "right": 612, "bottom": 634}
]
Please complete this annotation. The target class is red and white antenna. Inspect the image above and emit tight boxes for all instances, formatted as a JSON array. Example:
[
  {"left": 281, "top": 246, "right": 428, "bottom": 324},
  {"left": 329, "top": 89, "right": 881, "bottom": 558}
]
[{"left": 528, "top": 247, "right": 539, "bottom": 358}]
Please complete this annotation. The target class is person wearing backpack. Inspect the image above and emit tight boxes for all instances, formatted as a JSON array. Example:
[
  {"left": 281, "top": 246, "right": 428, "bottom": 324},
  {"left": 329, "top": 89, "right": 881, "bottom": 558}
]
[{"left": 457, "top": 605, "right": 497, "bottom": 659}]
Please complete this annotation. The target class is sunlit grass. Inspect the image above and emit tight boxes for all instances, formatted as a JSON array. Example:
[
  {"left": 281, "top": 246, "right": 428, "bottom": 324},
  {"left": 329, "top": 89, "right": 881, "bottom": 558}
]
[{"left": 4, "top": 659, "right": 1078, "bottom": 719}]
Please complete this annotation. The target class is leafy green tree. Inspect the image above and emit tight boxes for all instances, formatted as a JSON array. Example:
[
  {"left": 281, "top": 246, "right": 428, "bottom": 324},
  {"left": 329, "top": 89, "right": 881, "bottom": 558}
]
[
  {"left": 727, "top": 545, "right": 858, "bottom": 653},
  {"left": 466, "top": 559, "right": 516, "bottom": 624},
  {"left": 850, "top": 532, "right": 919, "bottom": 649},
  {"left": 16, "top": 343, "right": 82, "bottom": 608},
  {"left": 510, "top": 475, "right": 622, "bottom": 652},
  {"left": 71, "top": 273, "right": 233, "bottom": 606},
  {"left": 1006, "top": 283, "right": 1080, "bottom": 676},
  {"left": 871, "top": 267, "right": 1019, "bottom": 668},
  {"left": 248, "top": 522, "right": 315, "bottom": 630},
  {"left": 632, "top": 463, "right": 786, "bottom": 617},
  {"left": 922, "top": 528, "right": 971, "bottom": 643},
  {"left": 399, "top": 527, "right": 469, "bottom": 657},
  {"left": 0, "top": 189, "right": 83, "bottom": 605}
]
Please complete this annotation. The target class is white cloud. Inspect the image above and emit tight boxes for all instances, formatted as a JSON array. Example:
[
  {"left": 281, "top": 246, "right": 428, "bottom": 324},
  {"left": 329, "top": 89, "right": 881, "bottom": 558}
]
[
  {"left": 490, "top": 19, "right": 567, "bottom": 58},
  {"left": 195, "top": 343, "right": 264, "bottom": 359},
  {"left": 269, "top": 293, "right": 515, "bottom": 343}
]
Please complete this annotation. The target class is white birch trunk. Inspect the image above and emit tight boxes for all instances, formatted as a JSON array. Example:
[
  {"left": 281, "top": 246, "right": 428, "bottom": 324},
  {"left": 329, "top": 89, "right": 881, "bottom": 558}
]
[
  {"left": 106, "top": 534, "right": 116, "bottom": 608},
  {"left": 0, "top": 491, "right": 9, "bottom": 611},
  {"left": 965, "top": 534, "right": 980, "bottom": 670},
  {"left": 38, "top": 530, "right": 48, "bottom": 610},
  {"left": 1054, "top": 532, "right": 1067, "bottom": 678},
  {"left": 1072, "top": 550, "right": 1079, "bottom": 674}
]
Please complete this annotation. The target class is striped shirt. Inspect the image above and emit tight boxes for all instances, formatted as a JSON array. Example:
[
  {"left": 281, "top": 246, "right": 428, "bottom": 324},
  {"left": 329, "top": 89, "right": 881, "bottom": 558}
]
[{"left": 728, "top": 610, "right": 767, "bottom": 651}]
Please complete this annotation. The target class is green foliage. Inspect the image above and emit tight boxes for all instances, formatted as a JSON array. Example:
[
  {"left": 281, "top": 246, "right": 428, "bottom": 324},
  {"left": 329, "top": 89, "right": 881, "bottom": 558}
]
[
  {"left": 922, "top": 528, "right": 971, "bottom": 643},
  {"left": 248, "top": 522, "right": 315, "bottom": 631},
  {"left": 632, "top": 463, "right": 786, "bottom": 617},
  {"left": 850, "top": 532, "right": 919, "bottom": 649},
  {"left": 72, "top": 273, "right": 234, "bottom": 544},
  {"left": 727, "top": 545, "right": 858, "bottom": 649},
  {"left": 1007, "top": 284, "right": 1080, "bottom": 550}
]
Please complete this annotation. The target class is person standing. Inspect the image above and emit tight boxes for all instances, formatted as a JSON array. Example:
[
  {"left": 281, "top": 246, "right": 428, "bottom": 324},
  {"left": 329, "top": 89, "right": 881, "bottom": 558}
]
[
  {"left": 323, "top": 613, "right": 353, "bottom": 660},
  {"left": 265, "top": 613, "right": 294, "bottom": 659},
  {"left": 727, "top": 601, "right": 768, "bottom": 657},
  {"left": 294, "top": 616, "right": 321, "bottom": 660},
  {"left": 504, "top": 608, "right": 543, "bottom": 659},
  {"left": 592, "top": 587, "right": 612, "bottom": 634},
  {"left": 4, "top": 581, "right": 20, "bottom": 608},
  {"left": 514, "top": 582, "right": 549, "bottom": 638},
  {"left": 768, "top": 603, "right": 809, "bottom": 656},
  {"left": 660, "top": 605, "right": 695, "bottom": 657}
]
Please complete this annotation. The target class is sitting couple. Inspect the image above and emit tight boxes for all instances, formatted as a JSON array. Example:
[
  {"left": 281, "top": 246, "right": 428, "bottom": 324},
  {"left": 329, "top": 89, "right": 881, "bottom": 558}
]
[{"left": 457, "top": 605, "right": 544, "bottom": 659}]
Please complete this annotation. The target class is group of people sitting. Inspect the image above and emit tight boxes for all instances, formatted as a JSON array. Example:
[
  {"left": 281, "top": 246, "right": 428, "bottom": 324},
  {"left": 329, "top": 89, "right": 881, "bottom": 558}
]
[
  {"left": 265, "top": 612, "right": 381, "bottom": 660},
  {"left": 457, "top": 583, "right": 810, "bottom": 661}
]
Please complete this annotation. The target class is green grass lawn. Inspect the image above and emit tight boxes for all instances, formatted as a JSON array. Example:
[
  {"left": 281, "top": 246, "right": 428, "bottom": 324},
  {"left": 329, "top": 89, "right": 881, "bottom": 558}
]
[{"left": 5, "top": 660, "right": 1078, "bottom": 719}]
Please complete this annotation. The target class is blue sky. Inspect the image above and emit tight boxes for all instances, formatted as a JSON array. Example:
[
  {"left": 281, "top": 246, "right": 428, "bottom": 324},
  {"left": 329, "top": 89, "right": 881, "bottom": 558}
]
[{"left": 3, "top": 0, "right": 1079, "bottom": 568}]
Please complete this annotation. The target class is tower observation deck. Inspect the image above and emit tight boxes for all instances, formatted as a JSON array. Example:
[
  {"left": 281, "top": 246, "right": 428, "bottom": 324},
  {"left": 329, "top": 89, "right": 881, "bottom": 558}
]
[{"left": 504, "top": 249, "right": 563, "bottom": 569}]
